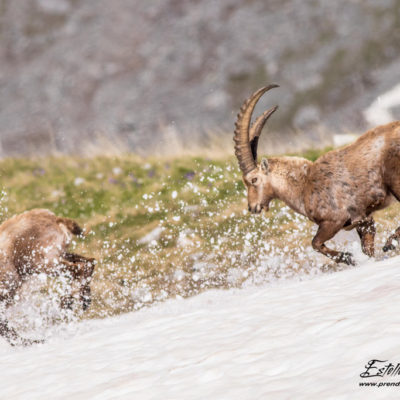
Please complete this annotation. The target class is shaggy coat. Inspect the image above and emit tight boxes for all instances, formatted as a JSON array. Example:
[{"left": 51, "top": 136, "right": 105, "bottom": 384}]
[
  {"left": 234, "top": 85, "right": 400, "bottom": 265},
  {"left": 0, "top": 209, "right": 95, "bottom": 345}
]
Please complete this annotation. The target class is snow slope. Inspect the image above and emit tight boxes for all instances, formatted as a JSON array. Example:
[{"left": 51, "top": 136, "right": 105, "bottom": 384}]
[
  {"left": 364, "top": 82, "right": 400, "bottom": 127},
  {"left": 1, "top": 256, "right": 400, "bottom": 400}
]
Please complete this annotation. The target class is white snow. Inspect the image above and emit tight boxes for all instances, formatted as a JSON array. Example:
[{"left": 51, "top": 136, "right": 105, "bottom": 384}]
[
  {"left": 73, "top": 177, "right": 85, "bottom": 187},
  {"left": 138, "top": 226, "right": 164, "bottom": 245},
  {"left": 333, "top": 133, "right": 359, "bottom": 147},
  {"left": 364, "top": 82, "right": 400, "bottom": 126},
  {"left": 2, "top": 256, "right": 400, "bottom": 399}
]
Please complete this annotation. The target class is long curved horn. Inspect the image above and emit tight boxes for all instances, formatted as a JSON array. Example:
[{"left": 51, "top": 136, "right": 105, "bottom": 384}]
[
  {"left": 249, "top": 105, "right": 278, "bottom": 161},
  {"left": 233, "top": 84, "right": 279, "bottom": 175}
]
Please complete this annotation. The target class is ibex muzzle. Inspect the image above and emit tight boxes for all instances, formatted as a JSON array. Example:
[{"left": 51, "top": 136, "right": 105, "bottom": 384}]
[
  {"left": 234, "top": 84, "right": 400, "bottom": 265},
  {"left": 246, "top": 160, "right": 272, "bottom": 214}
]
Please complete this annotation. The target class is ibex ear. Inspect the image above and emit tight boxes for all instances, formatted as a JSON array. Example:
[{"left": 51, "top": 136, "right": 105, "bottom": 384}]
[{"left": 261, "top": 158, "right": 269, "bottom": 174}]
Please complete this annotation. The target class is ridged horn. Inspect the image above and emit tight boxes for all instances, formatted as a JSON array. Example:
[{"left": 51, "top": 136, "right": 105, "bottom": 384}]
[
  {"left": 249, "top": 105, "right": 278, "bottom": 161},
  {"left": 233, "top": 84, "right": 279, "bottom": 175}
]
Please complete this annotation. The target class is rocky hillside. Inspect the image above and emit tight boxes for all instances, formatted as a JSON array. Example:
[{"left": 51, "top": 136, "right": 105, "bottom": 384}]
[{"left": 1, "top": 0, "right": 400, "bottom": 156}]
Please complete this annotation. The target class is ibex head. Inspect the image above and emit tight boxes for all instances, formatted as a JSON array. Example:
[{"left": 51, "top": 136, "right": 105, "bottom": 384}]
[{"left": 233, "top": 85, "right": 279, "bottom": 214}]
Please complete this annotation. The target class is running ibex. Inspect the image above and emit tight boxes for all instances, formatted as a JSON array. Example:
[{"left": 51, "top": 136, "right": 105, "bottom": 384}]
[
  {"left": 234, "top": 84, "right": 400, "bottom": 265},
  {"left": 0, "top": 209, "right": 96, "bottom": 345}
]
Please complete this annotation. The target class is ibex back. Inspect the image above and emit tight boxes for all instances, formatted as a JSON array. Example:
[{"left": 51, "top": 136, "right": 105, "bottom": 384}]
[{"left": 234, "top": 85, "right": 400, "bottom": 265}]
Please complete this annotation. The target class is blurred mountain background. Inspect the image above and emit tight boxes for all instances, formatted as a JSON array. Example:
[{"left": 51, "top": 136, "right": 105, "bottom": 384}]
[{"left": 1, "top": 0, "right": 400, "bottom": 156}]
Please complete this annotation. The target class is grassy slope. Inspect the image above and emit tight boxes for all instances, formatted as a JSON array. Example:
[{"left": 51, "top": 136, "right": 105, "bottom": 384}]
[{"left": 0, "top": 149, "right": 399, "bottom": 319}]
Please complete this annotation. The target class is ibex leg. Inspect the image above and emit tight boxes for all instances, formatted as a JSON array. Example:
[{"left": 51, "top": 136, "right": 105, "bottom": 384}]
[
  {"left": 312, "top": 221, "right": 355, "bottom": 265},
  {"left": 383, "top": 182, "right": 400, "bottom": 251},
  {"left": 356, "top": 217, "right": 375, "bottom": 257},
  {"left": 60, "top": 255, "right": 95, "bottom": 310}
]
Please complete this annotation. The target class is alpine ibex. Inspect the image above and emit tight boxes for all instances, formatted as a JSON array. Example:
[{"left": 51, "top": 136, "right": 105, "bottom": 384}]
[
  {"left": 0, "top": 209, "right": 96, "bottom": 345},
  {"left": 234, "top": 84, "right": 400, "bottom": 265}
]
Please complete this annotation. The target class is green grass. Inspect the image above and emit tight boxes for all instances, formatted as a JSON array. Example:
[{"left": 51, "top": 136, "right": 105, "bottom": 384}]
[{"left": 1, "top": 148, "right": 399, "bottom": 320}]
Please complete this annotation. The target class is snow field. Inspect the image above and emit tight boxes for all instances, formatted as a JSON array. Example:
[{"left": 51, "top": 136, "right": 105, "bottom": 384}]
[{"left": 1, "top": 255, "right": 400, "bottom": 399}]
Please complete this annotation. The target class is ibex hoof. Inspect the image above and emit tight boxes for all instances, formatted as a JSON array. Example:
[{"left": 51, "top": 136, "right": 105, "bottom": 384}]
[
  {"left": 21, "top": 338, "right": 45, "bottom": 347},
  {"left": 337, "top": 252, "right": 355, "bottom": 266},
  {"left": 9, "top": 337, "right": 44, "bottom": 347},
  {"left": 81, "top": 296, "right": 91, "bottom": 311},
  {"left": 383, "top": 240, "right": 396, "bottom": 252}
]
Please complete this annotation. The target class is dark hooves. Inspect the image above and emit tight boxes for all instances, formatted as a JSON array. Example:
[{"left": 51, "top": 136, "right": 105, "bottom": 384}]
[
  {"left": 9, "top": 336, "right": 44, "bottom": 347},
  {"left": 383, "top": 243, "right": 396, "bottom": 252},
  {"left": 337, "top": 252, "right": 356, "bottom": 266},
  {"left": 19, "top": 338, "right": 45, "bottom": 347},
  {"left": 1, "top": 320, "right": 45, "bottom": 347},
  {"left": 82, "top": 297, "right": 91, "bottom": 311}
]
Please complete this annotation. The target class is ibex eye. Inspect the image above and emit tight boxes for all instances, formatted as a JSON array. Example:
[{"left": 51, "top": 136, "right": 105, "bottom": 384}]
[{"left": 251, "top": 177, "right": 258, "bottom": 184}]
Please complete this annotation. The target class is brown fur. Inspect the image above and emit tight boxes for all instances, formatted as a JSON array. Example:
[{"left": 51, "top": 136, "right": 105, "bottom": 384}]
[
  {"left": 234, "top": 85, "right": 400, "bottom": 265},
  {"left": 243, "top": 121, "right": 400, "bottom": 265},
  {"left": 0, "top": 209, "right": 96, "bottom": 346}
]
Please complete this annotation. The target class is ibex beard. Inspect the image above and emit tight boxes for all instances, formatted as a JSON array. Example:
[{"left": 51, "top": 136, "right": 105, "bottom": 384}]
[{"left": 234, "top": 84, "right": 400, "bottom": 266}]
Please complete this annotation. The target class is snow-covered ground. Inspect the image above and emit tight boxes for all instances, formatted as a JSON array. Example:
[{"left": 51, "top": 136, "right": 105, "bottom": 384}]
[
  {"left": 1, "top": 256, "right": 400, "bottom": 400},
  {"left": 364, "top": 82, "right": 400, "bottom": 126}
]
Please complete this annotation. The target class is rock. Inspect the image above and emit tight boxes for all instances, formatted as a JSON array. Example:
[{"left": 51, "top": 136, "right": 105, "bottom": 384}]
[{"left": 1, "top": 0, "right": 400, "bottom": 156}]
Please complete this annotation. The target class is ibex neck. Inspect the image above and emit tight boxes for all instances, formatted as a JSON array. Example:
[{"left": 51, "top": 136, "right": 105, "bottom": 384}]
[{"left": 269, "top": 157, "right": 311, "bottom": 217}]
